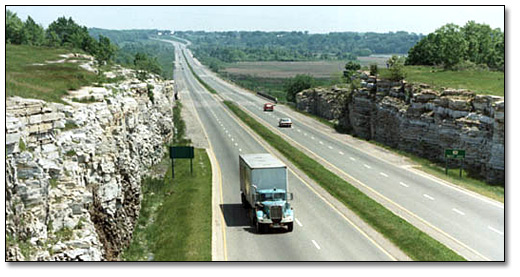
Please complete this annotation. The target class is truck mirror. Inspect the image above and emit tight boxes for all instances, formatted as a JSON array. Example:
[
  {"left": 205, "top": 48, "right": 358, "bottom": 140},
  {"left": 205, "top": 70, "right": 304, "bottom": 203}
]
[{"left": 288, "top": 193, "right": 294, "bottom": 200}]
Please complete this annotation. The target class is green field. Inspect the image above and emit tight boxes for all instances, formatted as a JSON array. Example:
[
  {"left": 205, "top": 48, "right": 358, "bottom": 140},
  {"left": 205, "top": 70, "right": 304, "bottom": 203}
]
[
  {"left": 223, "top": 100, "right": 464, "bottom": 261},
  {"left": 220, "top": 60, "right": 504, "bottom": 98},
  {"left": 6, "top": 44, "right": 102, "bottom": 104},
  {"left": 380, "top": 66, "right": 504, "bottom": 96}
]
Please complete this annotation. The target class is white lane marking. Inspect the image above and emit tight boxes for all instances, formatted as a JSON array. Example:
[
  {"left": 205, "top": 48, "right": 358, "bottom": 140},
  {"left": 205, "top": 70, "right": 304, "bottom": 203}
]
[
  {"left": 452, "top": 208, "right": 465, "bottom": 216},
  {"left": 488, "top": 226, "right": 504, "bottom": 236},
  {"left": 239, "top": 148, "right": 242, "bottom": 152},
  {"left": 304, "top": 133, "right": 308, "bottom": 136},
  {"left": 231, "top": 138, "right": 234, "bottom": 141},
  {"left": 234, "top": 143, "right": 238, "bottom": 147},
  {"left": 363, "top": 164, "right": 371, "bottom": 169},
  {"left": 380, "top": 172, "right": 388, "bottom": 177},
  {"left": 327, "top": 146, "right": 333, "bottom": 149},
  {"left": 339, "top": 151, "right": 344, "bottom": 155},
  {"left": 423, "top": 194, "right": 435, "bottom": 201},
  {"left": 225, "top": 130, "right": 228, "bottom": 133},
  {"left": 297, "top": 129, "right": 301, "bottom": 133},
  {"left": 295, "top": 218, "right": 303, "bottom": 227},
  {"left": 349, "top": 157, "right": 356, "bottom": 161},
  {"left": 227, "top": 134, "right": 231, "bottom": 137},
  {"left": 319, "top": 141, "right": 324, "bottom": 145},
  {"left": 311, "top": 136, "right": 315, "bottom": 140},
  {"left": 311, "top": 240, "right": 321, "bottom": 250},
  {"left": 399, "top": 182, "right": 409, "bottom": 188}
]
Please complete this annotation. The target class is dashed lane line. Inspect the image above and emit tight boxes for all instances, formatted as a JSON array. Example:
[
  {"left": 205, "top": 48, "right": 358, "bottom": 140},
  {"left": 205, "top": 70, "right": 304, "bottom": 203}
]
[
  {"left": 311, "top": 240, "right": 321, "bottom": 250},
  {"left": 423, "top": 194, "right": 435, "bottom": 201},
  {"left": 452, "top": 208, "right": 465, "bottom": 216}
]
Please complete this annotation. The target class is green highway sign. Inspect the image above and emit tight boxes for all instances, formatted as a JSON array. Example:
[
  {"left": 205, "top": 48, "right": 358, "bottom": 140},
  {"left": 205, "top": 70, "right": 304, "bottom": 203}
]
[
  {"left": 170, "top": 146, "right": 194, "bottom": 159},
  {"left": 445, "top": 149, "right": 466, "bottom": 159}
]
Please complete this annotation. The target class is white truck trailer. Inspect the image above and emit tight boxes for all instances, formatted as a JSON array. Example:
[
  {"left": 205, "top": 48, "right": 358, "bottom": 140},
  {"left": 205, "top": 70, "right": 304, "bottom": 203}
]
[{"left": 239, "top": 153, "right": 294, "bottom": 233}]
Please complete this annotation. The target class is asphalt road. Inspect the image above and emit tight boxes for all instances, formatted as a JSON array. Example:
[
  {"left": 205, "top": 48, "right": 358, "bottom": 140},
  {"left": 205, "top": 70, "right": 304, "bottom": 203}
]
[
  {"left": 176, "top": 43, "right": 505, "bottom": 261},
  {"left": 172, "top": 43, "right": 394, "bottom": 261}
]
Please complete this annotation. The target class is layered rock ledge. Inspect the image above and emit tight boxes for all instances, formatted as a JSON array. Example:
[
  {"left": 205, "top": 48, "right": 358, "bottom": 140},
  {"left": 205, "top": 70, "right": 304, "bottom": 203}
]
[
  {"left": 296, "top": 73, "right": 504, "bottom": 184},
  {"left": 6, "top": 73, "right": 175, "bottom": 260}
]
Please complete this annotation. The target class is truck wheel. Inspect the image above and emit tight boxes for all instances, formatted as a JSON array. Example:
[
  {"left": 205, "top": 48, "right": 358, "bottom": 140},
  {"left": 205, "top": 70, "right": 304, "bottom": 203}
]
[
  {"left": 255, "top": 220, "right": 263, "bottom": 234},
  {"left": 287, "top": 222, "right": 294, "bottom": 232},
  {"left": 241, "top": 193, "right": 247, "bottom": 208}
]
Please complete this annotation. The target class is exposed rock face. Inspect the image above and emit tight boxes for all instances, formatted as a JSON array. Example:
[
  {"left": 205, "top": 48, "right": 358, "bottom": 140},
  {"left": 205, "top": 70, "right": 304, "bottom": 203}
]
[
  {"left": 5, "top": 76, "right": 174, "bottom": 261},
  {"left": 296, "top": 73, "right": 504, "bottom": 184}
]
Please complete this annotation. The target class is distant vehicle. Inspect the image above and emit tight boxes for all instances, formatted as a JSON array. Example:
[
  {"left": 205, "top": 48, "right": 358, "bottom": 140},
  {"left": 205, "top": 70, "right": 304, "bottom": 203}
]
[
  {"left": 239, "top": 154, "right": 294, "bottom": 233},
  {"left": 263, "top": 103, "right": 274, "bottom": 111},
  {"left": 278, "top": 118, "right": 292, "bottom": 128}
]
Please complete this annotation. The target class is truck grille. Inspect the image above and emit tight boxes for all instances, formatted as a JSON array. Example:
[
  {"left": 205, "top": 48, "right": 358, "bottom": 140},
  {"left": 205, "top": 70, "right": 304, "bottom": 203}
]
[{"left": 270, "top": 205, "right": 283, "bottom": 223}]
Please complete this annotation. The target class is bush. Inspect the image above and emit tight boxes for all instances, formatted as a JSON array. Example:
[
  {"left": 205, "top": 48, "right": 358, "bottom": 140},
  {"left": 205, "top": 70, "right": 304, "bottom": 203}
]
[
  {"left": 343, "top": 61, "right": 361, "bottom": 81},
  {"left": 284, "top": 74, "right": 315, "bottom": 103},
  {"left": 387, "top": 55, "right": 406, "bottom": 81},
  {"left": 369, "top": 63, "right": 378, "bottom": 76}
]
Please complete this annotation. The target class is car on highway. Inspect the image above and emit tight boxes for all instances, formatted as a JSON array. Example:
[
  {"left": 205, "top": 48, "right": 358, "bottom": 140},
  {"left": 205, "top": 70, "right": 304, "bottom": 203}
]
[
  {"left": 278, "top": 118, "right": 292, "bottom": 128},
  {"left": 263, "top": 103, "right": 274, "bottom": 111}
]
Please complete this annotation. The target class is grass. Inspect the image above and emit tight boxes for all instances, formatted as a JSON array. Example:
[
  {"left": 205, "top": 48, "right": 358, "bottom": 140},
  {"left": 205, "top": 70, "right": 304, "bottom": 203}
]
[
  {"left": 221, "top": 60, "right": 348, "bottom": 78},
  {"left": 6, "top": 44, "right": 100, "bottom": 104},
  {"left": 379, "top": 65, "right": 504, "bottom": 96},
  {"left": 121, "top": 148, "right": 212, "bottom": 261},
  {"left": 183, "top": 52, "right": 217, "bottom": 94},
  {"left": 224, "top": 100, "right": 464, "bottom": 261}
]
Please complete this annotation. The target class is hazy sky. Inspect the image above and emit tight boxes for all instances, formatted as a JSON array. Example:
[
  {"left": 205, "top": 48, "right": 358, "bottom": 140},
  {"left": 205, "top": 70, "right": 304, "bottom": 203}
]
[{"left": 7, "top": 6, "right": 504, "bottom": 34}]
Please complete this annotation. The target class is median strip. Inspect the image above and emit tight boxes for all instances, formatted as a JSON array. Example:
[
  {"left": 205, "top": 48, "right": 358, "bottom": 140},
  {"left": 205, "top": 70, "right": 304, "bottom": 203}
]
[
  {"left": 183, "top": 52, "right": 218, "bottom": 94},
  {"left": 223, "top": 100, "right": 464, "bottom": 261}
]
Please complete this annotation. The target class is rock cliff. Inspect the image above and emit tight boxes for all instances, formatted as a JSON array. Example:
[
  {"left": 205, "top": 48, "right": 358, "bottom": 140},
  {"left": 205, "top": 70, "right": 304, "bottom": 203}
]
[
  {"left": 5, "top": 69, "right": 174, "bottom": 260},
  {"left": 296, "top": 72, "right": 504, "bottom": 184}
]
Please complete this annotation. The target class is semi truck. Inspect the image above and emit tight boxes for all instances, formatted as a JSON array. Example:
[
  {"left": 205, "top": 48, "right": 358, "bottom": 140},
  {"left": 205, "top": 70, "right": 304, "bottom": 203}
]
[{"left": 239, "top": 153, "right": 294, "bottom": 233}]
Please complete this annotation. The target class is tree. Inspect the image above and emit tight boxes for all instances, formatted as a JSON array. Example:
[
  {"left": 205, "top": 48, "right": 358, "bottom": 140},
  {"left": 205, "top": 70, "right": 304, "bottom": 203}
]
[
  {"left": 21, "top": 16, "right": 45, "bottom": 46},
  {"left": 387, "top": 55, "right": 406, "bottom": 81},
  {"left": 436, "top": 24, "right": 468, "bottom": 69},
  {"left": 285, "top": 74, "right": 315, "bottom": 103},
  {"left": 6, "top": 10, "right": 24, "bottom": 44},
  {"left": 94, "top": 35, "right": 117, "bottom": 63},
  {"left": 343, "top": 61, "right": 361, "bottom": 81}
]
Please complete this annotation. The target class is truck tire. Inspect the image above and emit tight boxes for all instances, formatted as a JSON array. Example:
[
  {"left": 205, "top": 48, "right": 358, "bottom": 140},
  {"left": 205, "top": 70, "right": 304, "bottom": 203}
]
[
  {"left": 255, "top": 220, "right": 263, "bottom": 234},
  {"left": 287, "top": 222, "right": 294, "bottom": 232},
  {"left": 241, "top": 193, "right": 247, "bottom": 208}
]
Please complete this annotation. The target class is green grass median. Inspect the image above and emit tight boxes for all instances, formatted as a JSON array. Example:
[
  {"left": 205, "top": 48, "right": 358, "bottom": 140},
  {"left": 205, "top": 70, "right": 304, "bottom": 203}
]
[
  {"left": 183, "top": 52, "right": 217, "bottom": 94},
  {"left": 223, "top": 100, "right": 464, "bottom": 261}
]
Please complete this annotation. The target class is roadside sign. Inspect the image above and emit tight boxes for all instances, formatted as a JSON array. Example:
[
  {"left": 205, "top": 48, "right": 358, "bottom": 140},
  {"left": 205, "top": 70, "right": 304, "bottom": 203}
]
[
  {"left": 445, "top": 149, "right": 466, "bottom": 177},
  {"left": 169, "top": 146, "right": 195, "bottom": 179},
  {"left": 170, "top": 146, "right": 194, "bottom": 159},
  {"left": 445, "top": 149, "right": 466, "bottom": 159}
]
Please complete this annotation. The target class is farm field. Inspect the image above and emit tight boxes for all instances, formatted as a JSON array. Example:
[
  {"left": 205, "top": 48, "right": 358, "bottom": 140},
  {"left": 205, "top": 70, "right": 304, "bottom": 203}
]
[{"left": 221, "top": 60, "right": 347, "bottom": 78}]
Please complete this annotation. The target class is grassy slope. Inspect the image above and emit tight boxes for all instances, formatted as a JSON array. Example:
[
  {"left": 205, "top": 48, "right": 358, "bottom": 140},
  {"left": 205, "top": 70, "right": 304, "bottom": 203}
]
[
  {"left": 6, "top": 44, "right": 100, "bottom": 104},
  {"left": 121, "top": 148, "right": 212, "bottom": 261},
  {"left": 223, "top": 100, "right": 464, "bottom": 261},
  {"left": 380, "top": 66, "right": 504, "bottom": 96}
]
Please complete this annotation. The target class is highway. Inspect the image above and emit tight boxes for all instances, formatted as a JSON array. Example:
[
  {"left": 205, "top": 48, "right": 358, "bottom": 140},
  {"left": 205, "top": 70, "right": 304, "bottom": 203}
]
[
  {"left": 173, "top": 41, "right": 505, "bottom": 261},
  {"left": 172, "top": 43, "right": 396, "bottom": 261}
]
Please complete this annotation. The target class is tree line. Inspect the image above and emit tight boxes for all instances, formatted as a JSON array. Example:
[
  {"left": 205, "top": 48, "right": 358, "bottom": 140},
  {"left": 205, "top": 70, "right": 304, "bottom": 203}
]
[
  {"left": 406, "top": 21, "right": 504, "bottom": 70},
  {"left": 175, "top": 30, "right": 423, "bottom": 68}
]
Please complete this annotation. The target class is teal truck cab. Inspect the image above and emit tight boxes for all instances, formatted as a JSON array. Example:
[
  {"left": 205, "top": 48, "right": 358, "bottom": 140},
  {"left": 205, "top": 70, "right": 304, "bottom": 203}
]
[{"left": 239, "top": 154, "right": 294, "bottom": 233}]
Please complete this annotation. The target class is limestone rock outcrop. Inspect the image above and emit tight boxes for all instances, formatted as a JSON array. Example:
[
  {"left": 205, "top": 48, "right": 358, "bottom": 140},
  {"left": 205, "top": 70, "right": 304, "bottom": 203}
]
[
  {"left": 296, "top": 73, "right": 504, "bottom": 184},
  {"left": 6, "top": 74, "right": 175, "bottom": 260}
]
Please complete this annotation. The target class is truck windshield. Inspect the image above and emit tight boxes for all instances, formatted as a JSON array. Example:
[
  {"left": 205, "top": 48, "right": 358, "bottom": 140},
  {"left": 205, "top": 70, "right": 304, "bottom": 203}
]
[{"left": 260, "top": 193, "right": 285, "bottom": 201}]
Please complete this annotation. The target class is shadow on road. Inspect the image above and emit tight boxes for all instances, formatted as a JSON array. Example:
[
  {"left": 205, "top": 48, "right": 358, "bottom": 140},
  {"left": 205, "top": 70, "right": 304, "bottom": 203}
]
[{"left": 220, "top": 203, "right": 250, "bottom": 227}]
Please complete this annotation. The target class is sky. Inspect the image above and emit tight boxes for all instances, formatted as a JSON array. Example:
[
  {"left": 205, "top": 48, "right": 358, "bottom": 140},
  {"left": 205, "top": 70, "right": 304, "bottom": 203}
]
[{"left": 7, "top": 6, "right": 505, "bottom": 35}]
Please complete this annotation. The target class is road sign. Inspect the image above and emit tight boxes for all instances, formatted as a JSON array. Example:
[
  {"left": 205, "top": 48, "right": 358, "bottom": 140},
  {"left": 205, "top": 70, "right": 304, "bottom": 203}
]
[
  {"left": 445, "top": 149, "right": 466, "bottom": 159},
  {"left": 445, "top": 149, "right": 466, "bottom": 177},
  {"left": 169, "top": 146, "right": 195, "bottom": 179},
  {"left": 170, "top": 146, "right": 194, "bottom": 159}
]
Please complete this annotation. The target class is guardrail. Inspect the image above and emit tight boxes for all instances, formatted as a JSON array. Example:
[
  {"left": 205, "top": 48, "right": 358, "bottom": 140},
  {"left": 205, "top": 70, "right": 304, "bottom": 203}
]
[{"left": 256, "top": 92, "right": 278, "bottom": 104}]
